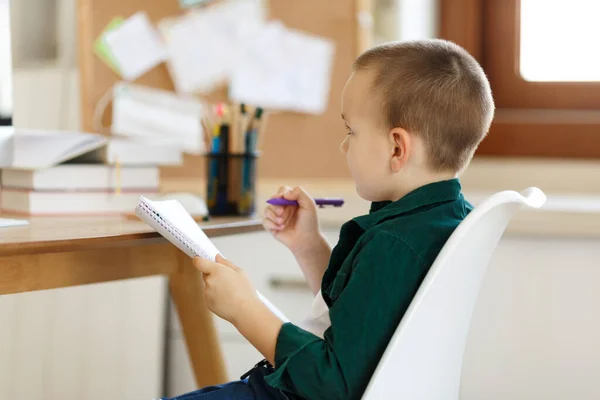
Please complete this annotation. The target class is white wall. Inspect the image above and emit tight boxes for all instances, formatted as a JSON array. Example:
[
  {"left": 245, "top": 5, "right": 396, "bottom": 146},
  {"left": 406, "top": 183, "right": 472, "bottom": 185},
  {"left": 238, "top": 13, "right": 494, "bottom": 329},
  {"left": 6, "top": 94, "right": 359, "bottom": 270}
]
[
  {"left": 0, "top": 0, "right": 12, "bottom": 117},
  {"left": 8, "top": 0, "right": 79, "bottom": 131},
  {"left": 12, "top": 66, "right": 80, "bottom": 130},
  {"left": 0, "top": 277, "right": 168, "bottom": 400},
  {"left": 462, "top": 236, "right": 600, "bottom": 399}
]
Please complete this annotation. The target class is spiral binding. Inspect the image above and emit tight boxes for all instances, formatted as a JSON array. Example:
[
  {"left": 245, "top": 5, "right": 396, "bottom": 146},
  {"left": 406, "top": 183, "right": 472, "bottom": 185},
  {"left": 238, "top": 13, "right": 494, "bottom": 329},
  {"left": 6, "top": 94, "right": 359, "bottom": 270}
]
[{"left": 136, "top": 198, "right": 211, "bottom": 259}]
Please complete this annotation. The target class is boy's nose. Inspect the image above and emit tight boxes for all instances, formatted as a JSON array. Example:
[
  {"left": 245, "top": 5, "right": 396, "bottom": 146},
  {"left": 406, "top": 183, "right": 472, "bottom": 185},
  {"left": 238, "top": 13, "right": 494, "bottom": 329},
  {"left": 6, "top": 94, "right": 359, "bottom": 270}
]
[{"left": 340, "top": 136, "right": 349, "bottom": 155}]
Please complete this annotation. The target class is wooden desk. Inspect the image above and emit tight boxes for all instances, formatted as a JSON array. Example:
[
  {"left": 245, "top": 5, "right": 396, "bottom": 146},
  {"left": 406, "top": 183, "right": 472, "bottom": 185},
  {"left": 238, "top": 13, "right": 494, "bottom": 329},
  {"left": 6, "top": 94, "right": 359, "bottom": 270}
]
[{"left": 0, "top": 215, "right": 262, "bottom": 387}]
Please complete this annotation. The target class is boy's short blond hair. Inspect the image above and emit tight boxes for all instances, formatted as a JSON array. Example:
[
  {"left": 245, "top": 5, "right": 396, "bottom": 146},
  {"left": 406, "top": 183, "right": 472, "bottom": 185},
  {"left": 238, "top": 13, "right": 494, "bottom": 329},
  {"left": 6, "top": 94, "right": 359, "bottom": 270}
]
[{"left": 354, "top": 39, "right": 494, "bottom": 173}]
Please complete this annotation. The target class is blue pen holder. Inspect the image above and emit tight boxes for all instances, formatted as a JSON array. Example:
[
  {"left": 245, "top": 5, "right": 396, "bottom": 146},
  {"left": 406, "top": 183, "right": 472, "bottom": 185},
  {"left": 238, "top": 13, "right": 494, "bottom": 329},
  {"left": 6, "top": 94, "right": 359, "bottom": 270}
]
[{"left": 206, "top": 152, "right": 259, "bottom": 217}]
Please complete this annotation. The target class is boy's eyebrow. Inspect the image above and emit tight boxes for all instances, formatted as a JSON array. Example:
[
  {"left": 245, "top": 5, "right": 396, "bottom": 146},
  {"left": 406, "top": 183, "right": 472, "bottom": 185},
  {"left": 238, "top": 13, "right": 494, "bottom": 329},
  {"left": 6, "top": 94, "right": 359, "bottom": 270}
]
[{"left": 341, "top": 113, "right": 348, "bottom": 122}]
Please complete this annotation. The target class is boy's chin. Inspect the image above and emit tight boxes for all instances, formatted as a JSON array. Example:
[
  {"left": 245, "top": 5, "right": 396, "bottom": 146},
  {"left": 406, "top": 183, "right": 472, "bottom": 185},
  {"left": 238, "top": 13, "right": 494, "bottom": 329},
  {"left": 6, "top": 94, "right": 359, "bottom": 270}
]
[{"left": 354, "top": 184, "right": 388, "bottom": 203}]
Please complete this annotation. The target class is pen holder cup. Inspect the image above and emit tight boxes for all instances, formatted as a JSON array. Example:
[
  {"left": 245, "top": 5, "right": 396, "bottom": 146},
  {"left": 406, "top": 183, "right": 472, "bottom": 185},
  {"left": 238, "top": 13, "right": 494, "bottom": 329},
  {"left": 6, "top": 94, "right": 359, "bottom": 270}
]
[{"left": 206, "top": 152, "right": 259, "bottom": 217}]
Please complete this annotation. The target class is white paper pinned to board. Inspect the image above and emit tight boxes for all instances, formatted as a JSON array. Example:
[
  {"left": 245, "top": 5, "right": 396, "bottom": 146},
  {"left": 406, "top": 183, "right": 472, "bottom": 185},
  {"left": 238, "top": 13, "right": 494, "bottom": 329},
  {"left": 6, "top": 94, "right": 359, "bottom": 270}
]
[
  {"left": 103, "top": 12, "right": 167, "bottom": 81},
  {"left": 229, "top": 21, "right": 335, "bottom": 115},
  {"left": 160, "top": 0, "right": 266, "bottom": 94}
]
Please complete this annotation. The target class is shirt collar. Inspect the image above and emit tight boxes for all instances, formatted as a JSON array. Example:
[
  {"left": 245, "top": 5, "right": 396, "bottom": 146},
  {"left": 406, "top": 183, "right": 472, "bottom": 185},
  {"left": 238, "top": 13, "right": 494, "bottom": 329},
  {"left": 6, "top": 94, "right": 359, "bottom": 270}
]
[{"left": 353, "top": 178, "right": 463, "bottom": 230}]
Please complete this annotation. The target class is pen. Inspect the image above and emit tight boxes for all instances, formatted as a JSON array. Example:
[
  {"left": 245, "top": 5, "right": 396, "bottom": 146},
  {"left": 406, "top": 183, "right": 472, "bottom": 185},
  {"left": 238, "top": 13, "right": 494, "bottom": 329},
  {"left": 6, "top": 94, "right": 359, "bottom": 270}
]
[
  {"left": 208, "top": 104, "right": 224, "bottom": 208},
  {"left": 239, "top": 103, "right": 248, "bottom": 154},
  {"left": 266, "top": 198, "right": 344, "bottom": 208}
]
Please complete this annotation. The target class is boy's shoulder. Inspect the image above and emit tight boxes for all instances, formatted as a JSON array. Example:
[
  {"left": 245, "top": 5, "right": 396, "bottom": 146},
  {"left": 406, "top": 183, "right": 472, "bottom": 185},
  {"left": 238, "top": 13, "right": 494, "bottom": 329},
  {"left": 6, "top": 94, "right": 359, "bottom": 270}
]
[{"left": 356, "top": 194, "right": 472, "bottom": 264}]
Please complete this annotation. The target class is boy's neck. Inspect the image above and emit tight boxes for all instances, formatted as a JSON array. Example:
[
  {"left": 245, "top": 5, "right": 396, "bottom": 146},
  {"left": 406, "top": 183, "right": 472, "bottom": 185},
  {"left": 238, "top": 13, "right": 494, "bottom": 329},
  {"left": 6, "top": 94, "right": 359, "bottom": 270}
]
[{"left": 389, "top": 170, "right": 457, "bottom": 202}]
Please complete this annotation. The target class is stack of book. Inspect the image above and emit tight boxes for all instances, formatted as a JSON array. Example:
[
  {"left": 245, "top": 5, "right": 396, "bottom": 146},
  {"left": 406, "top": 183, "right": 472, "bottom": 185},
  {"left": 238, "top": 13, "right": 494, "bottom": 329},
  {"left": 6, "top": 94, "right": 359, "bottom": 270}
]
[{"left": 0, "top": 129, "right": 183, "bottom": 215}]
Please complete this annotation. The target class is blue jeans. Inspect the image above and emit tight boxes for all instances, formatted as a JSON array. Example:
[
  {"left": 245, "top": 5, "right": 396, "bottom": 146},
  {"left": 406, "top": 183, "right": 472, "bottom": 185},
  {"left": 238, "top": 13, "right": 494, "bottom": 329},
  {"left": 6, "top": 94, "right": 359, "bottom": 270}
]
[{"left": 162, "top": 364, "right": 290, "bottom": 400}]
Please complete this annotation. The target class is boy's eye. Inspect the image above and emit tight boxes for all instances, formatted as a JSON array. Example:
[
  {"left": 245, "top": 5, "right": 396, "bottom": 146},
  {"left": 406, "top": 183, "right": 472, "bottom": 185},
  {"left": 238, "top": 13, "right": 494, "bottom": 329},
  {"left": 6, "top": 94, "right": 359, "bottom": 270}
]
[{"left": 344, "top": 122, "right": 353, "bottom": 135}]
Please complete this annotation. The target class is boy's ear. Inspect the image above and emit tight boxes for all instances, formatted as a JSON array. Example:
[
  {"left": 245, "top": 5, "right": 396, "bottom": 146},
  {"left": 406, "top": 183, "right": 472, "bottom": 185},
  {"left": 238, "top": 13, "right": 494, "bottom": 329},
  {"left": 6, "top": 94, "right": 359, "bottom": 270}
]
[{"left": 389, "top": 127, "right": 411, "bottom": 173}]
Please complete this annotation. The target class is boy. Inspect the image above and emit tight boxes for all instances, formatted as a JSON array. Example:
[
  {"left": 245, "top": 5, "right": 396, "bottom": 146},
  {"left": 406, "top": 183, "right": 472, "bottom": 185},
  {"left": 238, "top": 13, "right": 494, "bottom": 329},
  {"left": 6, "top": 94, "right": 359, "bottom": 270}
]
[{"left": 164, "top": 38, "right": 494, "bottom": 400}]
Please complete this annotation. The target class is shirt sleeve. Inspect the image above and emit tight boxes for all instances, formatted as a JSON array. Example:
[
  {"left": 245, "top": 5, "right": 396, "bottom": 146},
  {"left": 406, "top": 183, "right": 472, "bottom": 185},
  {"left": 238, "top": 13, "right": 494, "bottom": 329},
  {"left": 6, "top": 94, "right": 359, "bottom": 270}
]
[{"left": 265, "top": 232, "right": 427, "bottom": 400}]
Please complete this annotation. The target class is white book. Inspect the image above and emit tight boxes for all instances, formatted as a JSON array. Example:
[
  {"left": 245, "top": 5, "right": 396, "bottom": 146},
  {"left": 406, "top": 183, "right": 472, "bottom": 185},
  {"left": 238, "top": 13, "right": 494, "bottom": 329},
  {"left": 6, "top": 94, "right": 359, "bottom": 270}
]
[
  {"left": 135, "top": 195, "right": 289, "bottom": 321},
  {"left": 1, "top": 190, "right": 155, "bottom": 215},
  {"left": 1, "top": 165, "right": 159, "bottom": 191},
  {"left": 0, "top": 128, "right": 107, "bottom": 170},
  {"left": 74, "top": 137, "right": 183, "bottom": 166},
  {"left": 111, "top": 82, "right": 206, "bottom": 155}
]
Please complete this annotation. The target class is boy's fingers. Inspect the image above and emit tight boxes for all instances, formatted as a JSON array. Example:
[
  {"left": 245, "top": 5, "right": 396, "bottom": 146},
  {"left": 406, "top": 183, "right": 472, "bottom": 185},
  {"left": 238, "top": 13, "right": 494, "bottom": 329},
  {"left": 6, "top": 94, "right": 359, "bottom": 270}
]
[
  {"left": 271, "top": 186, "right": 292, "bottom": 199},
  {"left": 202, "top": 273, "right": 212, "bottom": 285},
  {"left": 264, "top": 208, "right": 283, "bottom": 224},
  {"left": 263, "top": 218, "right": 284, "bottom": 232},
  {"left": 282, "top": 186, "right": 314, "bottom": 209},
  {"left": 282, "top": 205, "right": 297, "bottom": 223},
  {"left": 215, "top": 254, "right": 241, "bottom": 271},
  {"left": 269, "top": 205, "right": 284, "bottom": 216},
  {"left": 215, "top": 254, "right": 240, "bottom": 271}
]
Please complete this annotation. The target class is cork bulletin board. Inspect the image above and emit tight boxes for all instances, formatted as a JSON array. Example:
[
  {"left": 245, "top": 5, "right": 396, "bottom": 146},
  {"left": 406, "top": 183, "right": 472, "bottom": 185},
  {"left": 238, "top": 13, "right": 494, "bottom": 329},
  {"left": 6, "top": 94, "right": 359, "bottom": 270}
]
[{"left": 77, "top": 0, "right": 371, "bottom": 180}]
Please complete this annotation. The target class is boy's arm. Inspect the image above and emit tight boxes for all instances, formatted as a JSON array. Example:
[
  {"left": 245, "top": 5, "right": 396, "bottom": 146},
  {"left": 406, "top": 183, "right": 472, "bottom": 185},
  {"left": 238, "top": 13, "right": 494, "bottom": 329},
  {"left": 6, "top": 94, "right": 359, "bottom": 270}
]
[
  {"left": 291, "top": 232, "right": 332, "bottom": 294},
  {"left": 193, "top": 255, "right": 284, "bottom": 364},
  {"left": 233, "top": 299, "right": 284, "bottom": 365},
  {"left": 263, "top": 186, "right": 332, "bottom": 295}
]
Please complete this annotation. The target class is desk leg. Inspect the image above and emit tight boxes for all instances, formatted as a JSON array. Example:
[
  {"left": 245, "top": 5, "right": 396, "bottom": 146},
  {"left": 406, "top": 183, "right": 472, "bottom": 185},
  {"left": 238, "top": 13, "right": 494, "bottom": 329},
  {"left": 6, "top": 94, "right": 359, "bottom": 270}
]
[{"left": 169, "top": 250, "right": 227, "bottom": 387}]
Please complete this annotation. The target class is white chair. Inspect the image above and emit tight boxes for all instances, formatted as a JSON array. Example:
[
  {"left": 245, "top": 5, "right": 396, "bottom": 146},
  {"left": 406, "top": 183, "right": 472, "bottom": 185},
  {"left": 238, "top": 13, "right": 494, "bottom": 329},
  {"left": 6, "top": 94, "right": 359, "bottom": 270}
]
[{"left": 361, "top": 187, "right": 546, "bottom": 400}]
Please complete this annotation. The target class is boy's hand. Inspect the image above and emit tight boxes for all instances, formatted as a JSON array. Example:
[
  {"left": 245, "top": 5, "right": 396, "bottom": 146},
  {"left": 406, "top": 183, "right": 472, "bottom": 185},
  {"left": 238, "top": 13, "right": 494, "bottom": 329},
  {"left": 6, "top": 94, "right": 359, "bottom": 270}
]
[
  {"left": 193, "top": 254, "right": 259, "bottom": 324},
  {"left": 263, "top": 186, "right": 321, "bottom": 255}
]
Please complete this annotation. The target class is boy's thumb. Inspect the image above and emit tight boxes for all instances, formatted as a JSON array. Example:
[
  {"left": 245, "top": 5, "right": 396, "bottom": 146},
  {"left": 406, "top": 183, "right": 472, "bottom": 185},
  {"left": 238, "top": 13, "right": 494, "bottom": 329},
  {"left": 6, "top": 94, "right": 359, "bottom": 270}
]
[
  {"left": 215, "top": 254, "right": 238, "bottom": 271},
  {"left": 283, "top": 186, "right": 314, "bottom": 208},
  {"left": 193, "top": 257, "right": 214, "bottom": 274}
]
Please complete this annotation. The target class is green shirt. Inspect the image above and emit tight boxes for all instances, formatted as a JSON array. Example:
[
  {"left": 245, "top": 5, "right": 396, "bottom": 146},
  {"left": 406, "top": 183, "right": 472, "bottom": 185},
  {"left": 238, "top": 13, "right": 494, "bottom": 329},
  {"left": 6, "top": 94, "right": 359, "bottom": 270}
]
[{"left": 264, "top": 179, "right": 472, "bottom": 400}]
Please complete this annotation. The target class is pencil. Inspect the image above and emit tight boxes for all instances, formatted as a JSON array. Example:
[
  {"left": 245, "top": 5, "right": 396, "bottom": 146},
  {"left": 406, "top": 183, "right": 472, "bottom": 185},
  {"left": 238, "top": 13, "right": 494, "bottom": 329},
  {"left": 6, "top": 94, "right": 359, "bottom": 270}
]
[
  {"left": 212, "top": 104, "right": 224, "bottom": 153},
  {"left": 201, "top": 117, "right": 212, "bottom": 153},
  {"left": 231, "top": 102, "right": 240, "bottom": 153}
]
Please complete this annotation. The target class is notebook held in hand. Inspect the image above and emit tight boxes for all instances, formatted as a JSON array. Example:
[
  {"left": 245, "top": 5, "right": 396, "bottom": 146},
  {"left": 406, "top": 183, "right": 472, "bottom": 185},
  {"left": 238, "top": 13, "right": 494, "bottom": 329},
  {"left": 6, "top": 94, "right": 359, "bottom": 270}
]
[{"left": 134, "top": 195, "right": 290, "bottom": 322}]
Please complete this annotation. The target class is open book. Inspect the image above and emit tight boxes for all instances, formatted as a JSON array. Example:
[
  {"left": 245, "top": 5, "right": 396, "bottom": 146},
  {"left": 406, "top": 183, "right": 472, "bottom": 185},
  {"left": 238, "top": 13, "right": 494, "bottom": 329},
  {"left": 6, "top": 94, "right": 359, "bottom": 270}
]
[
  {"left": 0, "top": 128, "right": 107, "bottom": 170},
  {"left": 135, "top": 195, "right": 288, "bottom": 322}
]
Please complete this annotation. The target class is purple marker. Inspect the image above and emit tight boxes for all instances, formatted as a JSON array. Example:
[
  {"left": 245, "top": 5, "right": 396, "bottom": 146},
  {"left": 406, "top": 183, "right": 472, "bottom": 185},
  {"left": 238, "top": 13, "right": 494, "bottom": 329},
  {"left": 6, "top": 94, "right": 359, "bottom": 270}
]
[{"left": 267, "top": 197, "right": 344, "bottom": 208}]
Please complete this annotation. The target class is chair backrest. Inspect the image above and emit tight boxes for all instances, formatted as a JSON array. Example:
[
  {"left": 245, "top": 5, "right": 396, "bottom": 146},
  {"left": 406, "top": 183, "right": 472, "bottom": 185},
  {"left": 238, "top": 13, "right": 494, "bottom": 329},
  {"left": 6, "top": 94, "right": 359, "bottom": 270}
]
[{"left": 361, "top": 187, "right": 546, "bottom": 400}]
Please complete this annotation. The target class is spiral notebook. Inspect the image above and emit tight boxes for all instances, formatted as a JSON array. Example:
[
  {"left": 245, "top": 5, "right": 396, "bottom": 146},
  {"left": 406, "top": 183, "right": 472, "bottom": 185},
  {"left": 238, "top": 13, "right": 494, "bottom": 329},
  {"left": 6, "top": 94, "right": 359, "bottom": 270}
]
[
  {"left": 136, "top": 195, "right": 218, "bottom": 260},
  {"left": 135, "top": 195, "right": 289, "bottom": 322}
]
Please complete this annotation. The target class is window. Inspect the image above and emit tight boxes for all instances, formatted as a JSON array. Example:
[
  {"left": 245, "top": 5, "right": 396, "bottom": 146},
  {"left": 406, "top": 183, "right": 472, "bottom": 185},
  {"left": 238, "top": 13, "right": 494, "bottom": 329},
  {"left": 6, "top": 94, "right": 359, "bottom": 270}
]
[
  {"left": 0, "top": 0, "right": 12, "bottom": 121},
  {"left": 441, "top": 0, "right": 600, "bottom": 158},
  {"left": 520, "top": 0, "right": 600, "bottom": 82}
]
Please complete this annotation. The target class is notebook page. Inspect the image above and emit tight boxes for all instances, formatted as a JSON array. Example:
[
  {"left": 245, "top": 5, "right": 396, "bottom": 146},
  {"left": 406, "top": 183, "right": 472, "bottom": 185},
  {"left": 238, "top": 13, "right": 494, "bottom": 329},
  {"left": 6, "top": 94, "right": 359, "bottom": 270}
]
[{"left": 148, "top": 198, "right": 219, "bottom": 260}]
